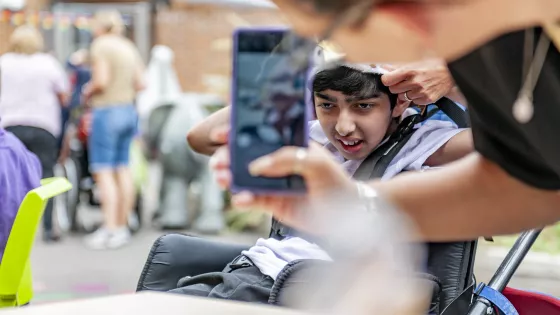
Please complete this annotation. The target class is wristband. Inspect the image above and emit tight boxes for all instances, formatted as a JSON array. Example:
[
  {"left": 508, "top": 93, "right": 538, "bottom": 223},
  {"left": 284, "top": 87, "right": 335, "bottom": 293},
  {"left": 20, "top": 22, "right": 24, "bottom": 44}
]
[{"left": 356, "top": 181, "right": 379, "bottom": 214}]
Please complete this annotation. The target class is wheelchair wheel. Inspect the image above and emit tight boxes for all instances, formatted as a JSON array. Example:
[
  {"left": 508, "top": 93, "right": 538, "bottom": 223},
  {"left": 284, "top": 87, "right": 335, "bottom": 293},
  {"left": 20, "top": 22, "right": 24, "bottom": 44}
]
[
  {"left": 128, "top": 193, "right": 143, "bottom": 234},
  {"left": 53, "top": 158, "right": 82, "bottom": 233}
]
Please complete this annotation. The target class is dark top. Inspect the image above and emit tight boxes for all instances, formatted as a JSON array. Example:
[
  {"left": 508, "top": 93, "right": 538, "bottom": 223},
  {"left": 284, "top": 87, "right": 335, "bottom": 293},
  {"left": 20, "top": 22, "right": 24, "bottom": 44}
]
[
  {"left": 447, "top": 27, "right": 560, "bottom": 190},
  {"left": 66, "top": 60, "right": 92, "bottom": 109}
]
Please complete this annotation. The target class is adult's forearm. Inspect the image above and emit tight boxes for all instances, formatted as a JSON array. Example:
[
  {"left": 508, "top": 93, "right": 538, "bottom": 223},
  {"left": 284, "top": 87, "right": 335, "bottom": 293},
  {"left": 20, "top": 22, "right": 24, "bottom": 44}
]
[
  {"left": 187, "top": 106, "right": 231, "bottom": 156},
  {"left": 371, "top": 153, "right": 560, "bottom": 241}
]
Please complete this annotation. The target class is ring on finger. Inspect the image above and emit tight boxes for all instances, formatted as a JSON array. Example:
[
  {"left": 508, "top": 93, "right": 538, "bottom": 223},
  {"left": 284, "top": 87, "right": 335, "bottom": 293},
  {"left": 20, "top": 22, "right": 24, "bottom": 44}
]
[
  {"left": 293, "top": 147, "right": 308, "bottom": 175},
  {"left": 403, "top": 92, "right": 412, "bottom": 102}
]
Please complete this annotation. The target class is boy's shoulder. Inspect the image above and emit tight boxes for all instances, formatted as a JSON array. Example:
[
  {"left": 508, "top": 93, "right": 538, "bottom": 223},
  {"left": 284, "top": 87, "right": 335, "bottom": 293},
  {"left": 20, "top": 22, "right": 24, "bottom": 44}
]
[{"left": 308, "top": 120, "right": 329, "bottom": 145}]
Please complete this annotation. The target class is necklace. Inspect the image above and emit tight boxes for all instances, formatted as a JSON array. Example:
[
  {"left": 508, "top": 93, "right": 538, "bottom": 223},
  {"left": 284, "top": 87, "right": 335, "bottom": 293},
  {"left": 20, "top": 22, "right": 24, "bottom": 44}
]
[{"left": 512, "top": 29, "right": 551, "bottom": 124}]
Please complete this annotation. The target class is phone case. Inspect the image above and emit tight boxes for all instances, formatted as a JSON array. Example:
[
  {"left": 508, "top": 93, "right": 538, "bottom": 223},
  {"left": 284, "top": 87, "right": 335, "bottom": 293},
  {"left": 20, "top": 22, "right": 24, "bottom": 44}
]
[{"left": 229, "top": 27, "right": 311, "bottom": 195}]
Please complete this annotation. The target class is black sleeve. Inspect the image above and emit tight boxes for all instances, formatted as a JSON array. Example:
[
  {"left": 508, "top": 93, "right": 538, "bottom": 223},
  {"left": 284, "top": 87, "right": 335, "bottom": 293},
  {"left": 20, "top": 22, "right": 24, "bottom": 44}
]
[{"left": 447, "top": 27, "right": 560, "bottom": 190}]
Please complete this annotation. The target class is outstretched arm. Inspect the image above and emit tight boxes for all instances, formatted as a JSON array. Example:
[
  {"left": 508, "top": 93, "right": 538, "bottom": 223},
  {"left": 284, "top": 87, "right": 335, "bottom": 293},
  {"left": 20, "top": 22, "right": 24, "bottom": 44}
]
[
  {"left": 187, "top": 106, "right": 231, "bottom": 156},
  {"left": 373, "top": 153, "right": 560, "bottom": 241}
]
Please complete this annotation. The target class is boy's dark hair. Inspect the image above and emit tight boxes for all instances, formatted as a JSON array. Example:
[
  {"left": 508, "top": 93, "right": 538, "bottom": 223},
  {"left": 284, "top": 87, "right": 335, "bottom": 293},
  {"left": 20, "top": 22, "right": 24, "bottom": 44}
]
[{"left": 312, "top": 66, "right": 398, "bottom": 108}]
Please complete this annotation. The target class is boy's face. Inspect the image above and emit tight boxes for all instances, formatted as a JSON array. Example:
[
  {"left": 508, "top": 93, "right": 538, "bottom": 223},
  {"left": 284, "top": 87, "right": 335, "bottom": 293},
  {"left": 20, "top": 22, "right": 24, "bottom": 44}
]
[{"left": 314, "top": 89, "right": 402, "bottom": 160}]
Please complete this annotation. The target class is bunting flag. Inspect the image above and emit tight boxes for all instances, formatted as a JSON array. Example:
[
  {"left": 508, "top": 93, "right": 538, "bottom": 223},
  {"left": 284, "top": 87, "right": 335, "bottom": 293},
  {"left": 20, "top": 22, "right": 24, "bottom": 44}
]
[
  {"left": 0, "top": 9, "right": 131, "bottom": 31},
  {"left": 40, "top": 12, "right": 53, "bottom": 30},
  {"left": 0, "top": 9, "right": 9, "bottom": 23}
]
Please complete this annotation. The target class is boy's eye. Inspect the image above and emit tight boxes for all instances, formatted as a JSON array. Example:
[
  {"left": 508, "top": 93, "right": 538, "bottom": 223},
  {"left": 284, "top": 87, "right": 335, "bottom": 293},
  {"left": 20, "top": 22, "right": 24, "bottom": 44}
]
[
  {"left": 318, "top": 103, "right": 335, "bottom": 109},
  {"left": 357, "top": 103, "right": 375, "bottom": 109}
]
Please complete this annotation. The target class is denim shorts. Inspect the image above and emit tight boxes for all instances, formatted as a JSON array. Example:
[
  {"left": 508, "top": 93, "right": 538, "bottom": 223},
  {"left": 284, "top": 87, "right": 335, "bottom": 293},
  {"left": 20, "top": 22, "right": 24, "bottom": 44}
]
[{"left": 89, "top": 104, "right": 138, "bottom": 172}]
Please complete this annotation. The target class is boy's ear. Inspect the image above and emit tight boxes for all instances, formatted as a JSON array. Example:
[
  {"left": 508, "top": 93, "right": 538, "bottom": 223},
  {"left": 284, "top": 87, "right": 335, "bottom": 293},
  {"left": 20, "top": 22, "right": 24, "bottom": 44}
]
[{"left": 391, "top": 98, "right": 411, "bottom": 118}]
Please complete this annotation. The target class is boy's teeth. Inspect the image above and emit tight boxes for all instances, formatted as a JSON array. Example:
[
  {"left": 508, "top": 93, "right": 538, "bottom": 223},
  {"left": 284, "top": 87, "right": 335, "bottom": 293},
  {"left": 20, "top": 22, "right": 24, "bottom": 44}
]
[{"left": 341, "top": 140, "right": 358, "bottom": 145}]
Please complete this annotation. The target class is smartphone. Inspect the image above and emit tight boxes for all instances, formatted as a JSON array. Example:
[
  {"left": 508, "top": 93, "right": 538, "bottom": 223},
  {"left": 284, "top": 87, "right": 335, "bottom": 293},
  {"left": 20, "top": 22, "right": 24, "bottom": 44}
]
[{"left": 230, "top": 27, "right": 311, "bottom": 194}]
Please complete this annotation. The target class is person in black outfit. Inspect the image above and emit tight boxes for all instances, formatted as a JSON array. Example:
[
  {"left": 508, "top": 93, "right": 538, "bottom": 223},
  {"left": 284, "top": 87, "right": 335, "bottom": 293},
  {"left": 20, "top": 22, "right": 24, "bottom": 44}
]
[{"left": 205, "top": 1, "right": 560, "bottom": 241}]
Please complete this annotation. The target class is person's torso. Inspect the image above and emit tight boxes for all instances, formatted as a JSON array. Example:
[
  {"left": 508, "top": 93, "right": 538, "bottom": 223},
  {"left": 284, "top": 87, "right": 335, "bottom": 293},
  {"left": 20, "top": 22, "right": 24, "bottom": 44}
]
[
  {"left": 448, "top": 27, "right": 560, "bottom": 188},
  {"left": 0, "top": 128, "right": 41, "bottom": 261},
  {"left": 0, "top": 53, "right": 63, "bottom": 136},
  {"left": 90, "top": 36, "right": 140, "bottom": 107}
]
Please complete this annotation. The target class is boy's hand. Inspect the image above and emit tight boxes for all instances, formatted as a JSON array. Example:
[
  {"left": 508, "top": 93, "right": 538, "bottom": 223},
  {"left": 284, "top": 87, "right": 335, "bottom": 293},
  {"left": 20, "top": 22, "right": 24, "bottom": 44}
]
[{"left": 381, "top": 59, "right": 455, "bottom": 106}]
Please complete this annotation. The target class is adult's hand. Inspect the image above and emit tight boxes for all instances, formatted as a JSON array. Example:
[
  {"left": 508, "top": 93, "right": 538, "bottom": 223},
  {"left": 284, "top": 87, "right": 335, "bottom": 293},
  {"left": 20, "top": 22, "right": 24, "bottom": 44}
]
[
  {"left": 209, "top": 127, "right": 357, "bottom": 233},
  {"left": 381, "top": 59, "right": 455, "bottom": 106}
]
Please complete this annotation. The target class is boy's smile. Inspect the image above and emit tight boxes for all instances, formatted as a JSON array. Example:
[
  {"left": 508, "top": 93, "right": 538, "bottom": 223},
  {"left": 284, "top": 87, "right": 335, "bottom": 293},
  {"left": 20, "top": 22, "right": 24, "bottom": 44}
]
[{"left": 335, "top": 135, "right": 364, "bottom": 154}]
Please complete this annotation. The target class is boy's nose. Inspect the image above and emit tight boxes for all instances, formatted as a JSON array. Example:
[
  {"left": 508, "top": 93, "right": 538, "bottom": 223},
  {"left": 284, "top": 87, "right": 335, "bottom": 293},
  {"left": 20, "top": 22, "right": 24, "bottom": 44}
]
[{"left": 335, "top": 112, "right": 356, "bottom": 136}]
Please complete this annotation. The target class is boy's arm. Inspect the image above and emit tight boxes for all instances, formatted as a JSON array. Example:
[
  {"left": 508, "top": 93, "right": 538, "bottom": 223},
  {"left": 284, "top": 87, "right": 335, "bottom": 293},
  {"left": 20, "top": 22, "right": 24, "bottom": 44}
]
[
  {"left": 187, "top": 106, "right": 231, "bottom": 156},
  {"left": 133, "top": 47, "right": 146, "bottom": 92},
  {"left": 424, "top": 129, "right": 473, "bottom": 167}
]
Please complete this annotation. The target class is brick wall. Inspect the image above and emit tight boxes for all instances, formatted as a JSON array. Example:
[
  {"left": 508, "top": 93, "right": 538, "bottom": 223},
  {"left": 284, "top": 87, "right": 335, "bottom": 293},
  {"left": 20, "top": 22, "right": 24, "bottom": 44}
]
[
  {"left": 155, "top": 4, "right": 286, "bottom": 101},
  {"left": 0, "top": 0, "right": 50, "bottom": 53}
]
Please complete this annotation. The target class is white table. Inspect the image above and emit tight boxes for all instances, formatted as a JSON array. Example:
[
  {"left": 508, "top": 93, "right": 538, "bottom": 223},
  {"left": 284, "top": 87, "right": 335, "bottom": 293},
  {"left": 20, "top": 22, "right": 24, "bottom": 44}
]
[{"left": 1, "top": 292, "right": 308, "bottom": 315}]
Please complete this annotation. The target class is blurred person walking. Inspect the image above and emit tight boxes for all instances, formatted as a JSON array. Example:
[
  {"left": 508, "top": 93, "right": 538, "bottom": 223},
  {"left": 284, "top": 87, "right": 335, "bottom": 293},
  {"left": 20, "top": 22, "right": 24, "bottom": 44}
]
[
  {"left": 0, "top": 25, "right": 69, "bottom": 242},
  {"left": 61, "top": 49, "right": 91, "bottom": 148},
  {"left": 82, "top": 10, "right": 145, "bottom": 249}
]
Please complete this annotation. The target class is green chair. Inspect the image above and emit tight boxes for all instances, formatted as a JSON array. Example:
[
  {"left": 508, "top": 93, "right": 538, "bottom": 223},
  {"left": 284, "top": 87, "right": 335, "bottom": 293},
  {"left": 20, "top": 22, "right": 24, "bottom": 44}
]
[{"left": 0, "top": 177, "right": 72, "bottom": 308}]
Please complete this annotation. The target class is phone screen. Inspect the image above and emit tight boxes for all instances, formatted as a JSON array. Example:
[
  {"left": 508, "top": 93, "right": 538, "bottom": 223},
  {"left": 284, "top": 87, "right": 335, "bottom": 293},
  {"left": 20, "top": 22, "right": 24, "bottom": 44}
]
[{"left": 231, "top": 29, "right": 309, "bottom": 192}]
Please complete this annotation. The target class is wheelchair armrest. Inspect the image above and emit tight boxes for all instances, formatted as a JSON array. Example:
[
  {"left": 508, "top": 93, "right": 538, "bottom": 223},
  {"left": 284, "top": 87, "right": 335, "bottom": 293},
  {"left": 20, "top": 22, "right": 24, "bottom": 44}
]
[
  {"left": 270, "top": 260, "right": 441, "bottom": 314},
  {"left": 136, "top": 233, "right": 249, "bottom": 292}
]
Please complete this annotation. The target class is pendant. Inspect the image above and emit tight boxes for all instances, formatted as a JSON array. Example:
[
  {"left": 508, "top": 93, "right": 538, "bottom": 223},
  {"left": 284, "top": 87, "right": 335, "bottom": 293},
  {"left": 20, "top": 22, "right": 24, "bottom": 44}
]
[{"left": 512, "top": 93, "right": 534, "bottom": 124}]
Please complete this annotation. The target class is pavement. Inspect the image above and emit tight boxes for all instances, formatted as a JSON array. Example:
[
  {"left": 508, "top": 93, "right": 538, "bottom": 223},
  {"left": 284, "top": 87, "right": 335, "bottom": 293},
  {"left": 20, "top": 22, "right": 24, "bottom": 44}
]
[{"left": 29, "top": 164, "right": 560, "bottom": 304}]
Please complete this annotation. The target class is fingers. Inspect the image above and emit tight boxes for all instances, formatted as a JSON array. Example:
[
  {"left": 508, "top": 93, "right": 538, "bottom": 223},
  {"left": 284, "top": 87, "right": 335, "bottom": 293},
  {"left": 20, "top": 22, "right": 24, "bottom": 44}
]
[
  {"left": 231, "top": 191, "right": 258, "bottom": 208},
  {"left": 381, "top": 67, "right": 413, "bottom": 87},
  {"left": 248, "top": 144, "right": 326, "bottom": 179},
  {"left": 387, "top": 80, "right": 417, "bottom": 94},
  {"left": 209, "top": 125, "right": 230, "bottom": 145},
  {"left": 409, "top": 97, "right": 433, "bottom": 106},
  {"left": 209, "top": 146, "right": 231, "bottom": 189}
]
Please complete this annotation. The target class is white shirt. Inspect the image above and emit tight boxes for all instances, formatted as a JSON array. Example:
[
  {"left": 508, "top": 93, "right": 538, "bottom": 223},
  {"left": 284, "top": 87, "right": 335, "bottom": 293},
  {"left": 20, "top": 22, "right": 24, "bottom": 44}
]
[
  {"left": 242, "top": 112, "right": 466, "bottom": 280},
  {"left": 0, "top": 53, "right": 68, "bottom": 137}
]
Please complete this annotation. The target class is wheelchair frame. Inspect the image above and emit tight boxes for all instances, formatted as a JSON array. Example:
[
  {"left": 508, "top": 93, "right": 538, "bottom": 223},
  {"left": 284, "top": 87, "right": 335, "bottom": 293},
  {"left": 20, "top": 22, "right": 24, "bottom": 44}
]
[{"left": 468, "top": 229, "right": 546, "bottom": 315}]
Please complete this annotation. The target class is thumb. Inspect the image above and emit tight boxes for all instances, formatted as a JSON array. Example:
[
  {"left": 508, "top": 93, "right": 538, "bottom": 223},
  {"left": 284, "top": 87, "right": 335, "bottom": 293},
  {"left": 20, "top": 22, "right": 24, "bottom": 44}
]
[
  {"left": 381, "top": 67, "right": 410, "bottom": 87},
  {"left": 248, "top": 146, "right": 308, "bottom": 178}
]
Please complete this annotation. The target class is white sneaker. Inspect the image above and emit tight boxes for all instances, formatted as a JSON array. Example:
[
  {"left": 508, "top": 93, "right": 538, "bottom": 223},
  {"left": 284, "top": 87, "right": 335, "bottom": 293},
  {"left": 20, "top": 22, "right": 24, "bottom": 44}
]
[
  {"left": 106, "top": 227, "right": 131, "bottom": 249},
  {"left": 85, "top": 227, "right": 112, "bottom": 250}
]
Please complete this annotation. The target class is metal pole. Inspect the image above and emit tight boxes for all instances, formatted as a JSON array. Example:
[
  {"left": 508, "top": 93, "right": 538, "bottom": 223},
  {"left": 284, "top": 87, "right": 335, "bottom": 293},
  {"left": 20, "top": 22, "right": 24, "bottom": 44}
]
[{"left": 467, "top": 229, "right": 542, "bottom": 315}]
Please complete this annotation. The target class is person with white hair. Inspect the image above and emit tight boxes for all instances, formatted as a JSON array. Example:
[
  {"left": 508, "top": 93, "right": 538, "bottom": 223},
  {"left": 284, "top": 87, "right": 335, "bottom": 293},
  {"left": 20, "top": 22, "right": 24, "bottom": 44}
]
[{"left": 82, "top": 10, "right": 145, "bottom": 249}]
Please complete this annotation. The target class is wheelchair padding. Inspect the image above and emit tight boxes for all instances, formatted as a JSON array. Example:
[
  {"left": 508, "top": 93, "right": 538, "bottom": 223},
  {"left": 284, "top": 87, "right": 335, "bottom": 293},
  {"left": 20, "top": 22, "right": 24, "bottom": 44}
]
[
  {"left": 427, "top": 241, "right": 477, "bottom": 312},
  {"left": 269, "top": 259, "right": 441, "bottom": 314},
  {"left": 137, "top": 234, "right": 249, "bottom": 292}
]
